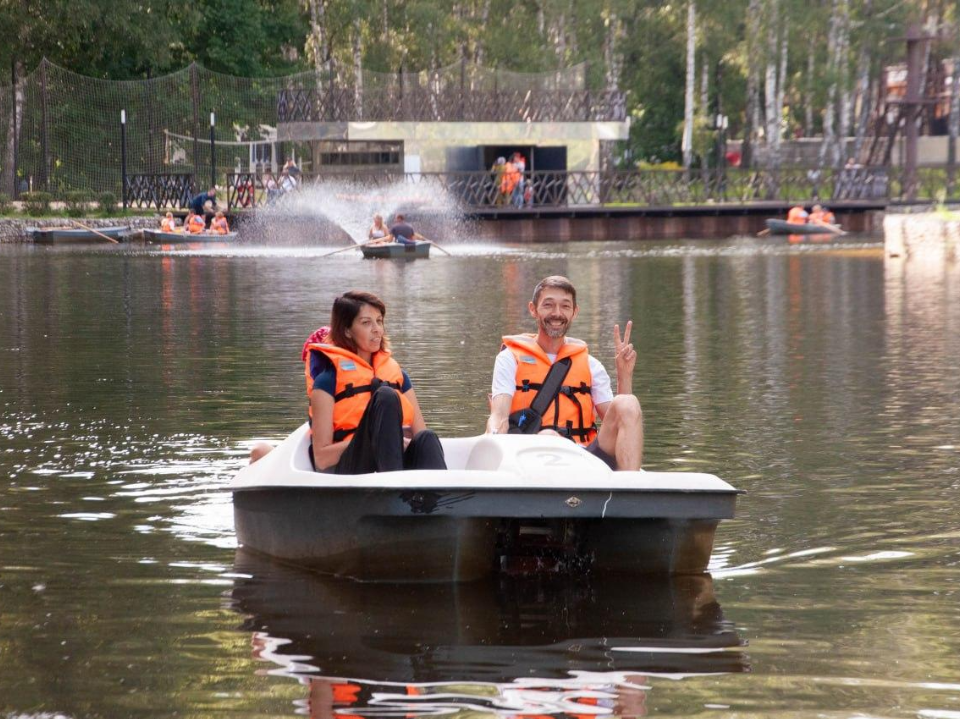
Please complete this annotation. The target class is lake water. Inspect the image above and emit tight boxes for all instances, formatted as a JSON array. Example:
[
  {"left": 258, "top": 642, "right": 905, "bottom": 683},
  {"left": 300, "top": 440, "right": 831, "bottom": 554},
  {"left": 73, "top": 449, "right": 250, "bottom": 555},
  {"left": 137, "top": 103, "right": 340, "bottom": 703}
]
[{"left": 1, "top": 235, "right": 959, "bottom": 718}]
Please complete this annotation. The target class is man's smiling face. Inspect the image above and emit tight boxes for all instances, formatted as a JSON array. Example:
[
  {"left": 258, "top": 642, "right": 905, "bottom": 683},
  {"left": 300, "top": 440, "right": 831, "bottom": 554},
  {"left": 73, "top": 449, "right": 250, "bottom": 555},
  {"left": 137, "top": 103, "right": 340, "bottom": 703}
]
[{"left": 530, "top": 287, "right": 578, "bottom": 339}]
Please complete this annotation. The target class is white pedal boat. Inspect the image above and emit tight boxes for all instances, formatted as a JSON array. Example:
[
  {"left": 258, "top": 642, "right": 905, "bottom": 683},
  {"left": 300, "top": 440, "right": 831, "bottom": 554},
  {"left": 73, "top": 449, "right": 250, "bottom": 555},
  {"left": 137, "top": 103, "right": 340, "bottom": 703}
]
[{"left": 231, "top": 423, "right": 739, "bottom": 582}]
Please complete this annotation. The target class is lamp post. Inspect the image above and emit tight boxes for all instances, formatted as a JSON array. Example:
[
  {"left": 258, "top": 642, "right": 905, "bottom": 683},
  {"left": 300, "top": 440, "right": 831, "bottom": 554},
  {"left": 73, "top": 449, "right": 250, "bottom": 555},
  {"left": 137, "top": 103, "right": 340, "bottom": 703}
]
[
  {"left": 209, "top": 112, "right": 216, "bottom": 190},
  {"left": 120, "top": 109, "right": 127, "bottom": 210}
]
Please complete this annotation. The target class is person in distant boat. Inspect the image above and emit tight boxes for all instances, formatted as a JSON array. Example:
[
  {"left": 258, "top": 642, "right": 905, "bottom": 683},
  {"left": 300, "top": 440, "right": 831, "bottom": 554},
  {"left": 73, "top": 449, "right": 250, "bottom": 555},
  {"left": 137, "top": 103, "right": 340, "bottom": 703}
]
[
  {"left": 160, "top": 212, "right": 178, "bottom": 233},
  {"left": 186, "top": 210, "right": 206, "bottom": 234},
  {"left": 786, "top": 205, "right": 808, "bottom": 224},
  {"left": 368, "top": 214, "right": 391, "bottom": 244},
  {"left": 808, "top": 204, "right": 836, "bottom": 227},
  {"left": 305, "top": 291, "right": 446, "bottom": 474},
  {"left": 211, "top": 211, "right": 230, "bottom": 235},
  {"left": 263, "top": 171, "right": 281, "bottom": 204},
  {"left": 485, "top": 275, "right": 643, "bottom": 471},
  {"left": 388, "top": 214, "right": 427, "bottom": 246},
  {"left": 189, "top": 187, "right": 217, "bottom": 228}
]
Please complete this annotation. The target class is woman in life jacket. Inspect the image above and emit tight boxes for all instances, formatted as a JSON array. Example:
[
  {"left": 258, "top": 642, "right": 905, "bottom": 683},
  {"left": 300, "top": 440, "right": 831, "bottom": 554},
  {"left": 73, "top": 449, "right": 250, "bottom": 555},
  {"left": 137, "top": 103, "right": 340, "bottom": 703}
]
[{"left": 305, "top": 291, "right": 446, "bottom": 474}]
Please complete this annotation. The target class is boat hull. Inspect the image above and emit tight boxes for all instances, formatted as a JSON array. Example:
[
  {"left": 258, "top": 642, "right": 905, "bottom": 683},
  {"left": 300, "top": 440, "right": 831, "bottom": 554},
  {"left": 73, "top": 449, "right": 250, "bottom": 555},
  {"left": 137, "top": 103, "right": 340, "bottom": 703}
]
[
  {"left": 143, "top": 229, "right": 237, "bottom": 243},
  {"left": 28, "top": 226, "right": 129, "bottom": 244},
  {"left": 232, "top": 424, "right": 738, "bottom": 582},
  {"left": 360, "top": 241, "right": 431, "bottom": 259},
  {"left": 765, "top": 218, "right": 842, "bottom": 235}
]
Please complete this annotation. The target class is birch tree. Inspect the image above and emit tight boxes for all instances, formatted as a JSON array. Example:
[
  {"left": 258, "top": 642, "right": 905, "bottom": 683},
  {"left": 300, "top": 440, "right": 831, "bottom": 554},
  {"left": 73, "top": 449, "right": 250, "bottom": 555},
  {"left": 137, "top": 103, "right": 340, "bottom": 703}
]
[{"left": 682, "top": 0, "right": 697, "bottom": 173}]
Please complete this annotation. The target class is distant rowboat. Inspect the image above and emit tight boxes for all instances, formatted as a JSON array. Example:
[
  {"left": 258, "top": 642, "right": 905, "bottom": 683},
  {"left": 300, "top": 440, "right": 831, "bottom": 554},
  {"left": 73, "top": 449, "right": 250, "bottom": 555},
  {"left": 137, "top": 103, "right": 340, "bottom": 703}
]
[
  {"left": 28, "top": 226, "right": 129, "bottom": 244},
  {"left": 142, "top": 229, "right": 237, "bottom": 243},
  {"left": 765, "top": 219, "right": 843, "bottom": 235},
  {"left": 360, "top": 241, "right": 431, "bottom": 259}
]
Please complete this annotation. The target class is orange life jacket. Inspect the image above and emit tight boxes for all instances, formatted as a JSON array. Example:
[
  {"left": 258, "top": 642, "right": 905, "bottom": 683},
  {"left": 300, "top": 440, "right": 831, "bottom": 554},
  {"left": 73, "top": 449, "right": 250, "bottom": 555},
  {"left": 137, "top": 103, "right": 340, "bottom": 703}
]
[
  {"left": 502, "top": 334, "right": 597, "bottom": 445},
  {"left": 810, "top": 210, "right": 835, "bottom": 226},
  {"left": 211, "top": 217, "right": 230, "bottom": 234},
  {"left": 304, "top": 343, "right": 414, "bottom": 442},
  {"left": 187, "top": 214, "right": 206, "bottom": 233},
  {"left": 501, "top": 162, "right": 520, "bottom": 193},
  {"left": 786, "top": 206, "right": 808, "bottom": 224},
  {"left": 160, "top": 218, "right": 177, "bottom": 233}
]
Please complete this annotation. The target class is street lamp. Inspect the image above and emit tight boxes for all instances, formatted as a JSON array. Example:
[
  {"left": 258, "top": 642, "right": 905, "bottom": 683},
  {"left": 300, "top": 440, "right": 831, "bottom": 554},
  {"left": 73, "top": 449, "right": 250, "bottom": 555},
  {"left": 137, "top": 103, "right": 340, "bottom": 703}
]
[{"left": 120, "top": 109, "right": 127, "bottom": 210}]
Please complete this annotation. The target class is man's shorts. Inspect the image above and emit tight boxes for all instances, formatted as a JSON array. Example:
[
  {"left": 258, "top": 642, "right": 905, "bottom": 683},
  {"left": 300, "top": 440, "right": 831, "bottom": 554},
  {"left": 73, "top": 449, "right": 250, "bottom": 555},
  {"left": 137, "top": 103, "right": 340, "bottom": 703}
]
[{"left": 585, "top": 438, "right": 616, "bottom": 470}]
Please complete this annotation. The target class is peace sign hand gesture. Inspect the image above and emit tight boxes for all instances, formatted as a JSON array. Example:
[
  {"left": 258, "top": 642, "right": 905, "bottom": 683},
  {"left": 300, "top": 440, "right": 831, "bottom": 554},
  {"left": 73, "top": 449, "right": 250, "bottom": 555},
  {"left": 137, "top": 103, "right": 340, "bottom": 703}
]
[{"left": 614, "top": 321, "right": 636, "bottom": 395}]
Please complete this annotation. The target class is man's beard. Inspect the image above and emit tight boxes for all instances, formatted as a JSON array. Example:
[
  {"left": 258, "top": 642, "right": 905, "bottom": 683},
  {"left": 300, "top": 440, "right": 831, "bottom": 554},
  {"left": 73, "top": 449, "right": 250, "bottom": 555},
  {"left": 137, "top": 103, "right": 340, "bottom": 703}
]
[{"left": 539, "top": 316, "right": 569, "bottom": 338}]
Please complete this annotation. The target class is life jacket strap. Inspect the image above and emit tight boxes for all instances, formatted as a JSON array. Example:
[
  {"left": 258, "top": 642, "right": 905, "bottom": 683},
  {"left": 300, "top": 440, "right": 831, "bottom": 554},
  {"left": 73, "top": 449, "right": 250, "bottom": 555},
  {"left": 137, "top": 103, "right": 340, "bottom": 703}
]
[
  {"left": 333, "top": 427, "right": 357, "bottom": 442},
  {"left": 333, "top": 378, "right": 401, "bottom": 402}
]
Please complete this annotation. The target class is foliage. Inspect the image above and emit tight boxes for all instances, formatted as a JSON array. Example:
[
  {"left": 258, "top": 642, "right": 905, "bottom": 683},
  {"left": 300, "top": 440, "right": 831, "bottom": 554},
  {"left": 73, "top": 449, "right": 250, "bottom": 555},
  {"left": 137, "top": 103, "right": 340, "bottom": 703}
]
[
  {"left": 64, "top": 190, "right": 94, "bottom": 217},
  {"left": 21, "top": 191, "right": 53, "bottom": 216},
  {"left": 0, "top": 193, "right": 10, "bottom": 214},
  {"left": 97, "top": 192, "right": 118, "bottom": 214}
]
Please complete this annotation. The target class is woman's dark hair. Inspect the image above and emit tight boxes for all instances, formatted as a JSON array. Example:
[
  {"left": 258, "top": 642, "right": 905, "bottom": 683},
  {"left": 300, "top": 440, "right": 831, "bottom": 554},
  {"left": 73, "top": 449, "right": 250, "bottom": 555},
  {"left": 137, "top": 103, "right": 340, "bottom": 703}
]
[{"left": 329, "top": 291, "right": 389, "bottom": 353}]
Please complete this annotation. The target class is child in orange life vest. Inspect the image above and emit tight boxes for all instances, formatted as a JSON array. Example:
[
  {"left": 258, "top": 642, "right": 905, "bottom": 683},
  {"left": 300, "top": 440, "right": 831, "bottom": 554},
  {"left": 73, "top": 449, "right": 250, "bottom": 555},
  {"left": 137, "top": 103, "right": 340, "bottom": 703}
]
[
  {"left": 305, "top": 291, "right": 447, "bottom": 474},
  {"left": 160, "top": 212, "right": 178, "bottom": 233},
  {"left": 211, "top": 211, "right": 230, "bottom": 234},
  {"left": 186, "top": 211, "right": 206, "bottom": 234},
  {"left": 809, "top": 204, "right": 836, "bottom": 226}
]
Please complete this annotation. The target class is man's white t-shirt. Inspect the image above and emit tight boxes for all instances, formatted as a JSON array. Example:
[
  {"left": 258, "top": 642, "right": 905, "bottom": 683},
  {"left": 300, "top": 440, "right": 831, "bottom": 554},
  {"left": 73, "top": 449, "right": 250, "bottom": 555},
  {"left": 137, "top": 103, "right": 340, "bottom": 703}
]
[{"left": 492, "top": 348, "right": 613, "bottom": 407}]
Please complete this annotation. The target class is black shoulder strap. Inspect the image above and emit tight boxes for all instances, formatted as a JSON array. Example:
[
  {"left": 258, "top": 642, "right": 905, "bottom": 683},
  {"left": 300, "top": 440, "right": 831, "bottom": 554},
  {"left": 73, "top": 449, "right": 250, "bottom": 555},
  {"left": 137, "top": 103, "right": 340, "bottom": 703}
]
[{"left": 529, "top": 357, "right": 572, "bottom": 417}]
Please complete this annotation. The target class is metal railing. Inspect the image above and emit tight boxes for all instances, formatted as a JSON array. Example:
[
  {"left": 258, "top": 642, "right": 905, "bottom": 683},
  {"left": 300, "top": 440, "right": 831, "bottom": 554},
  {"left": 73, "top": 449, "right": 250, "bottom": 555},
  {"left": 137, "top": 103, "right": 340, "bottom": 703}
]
[
  {"left": 124, "top": 173, "right": 195, "bottom": 209},
  {"left": 225, "top": 167, "right": 913, "bottom": 211},
  {"left": 117, "top": 166, "right": 960, "bottom": 211},
  {"left": 276, "top": 87, "right": 627, "bottom": 123}
]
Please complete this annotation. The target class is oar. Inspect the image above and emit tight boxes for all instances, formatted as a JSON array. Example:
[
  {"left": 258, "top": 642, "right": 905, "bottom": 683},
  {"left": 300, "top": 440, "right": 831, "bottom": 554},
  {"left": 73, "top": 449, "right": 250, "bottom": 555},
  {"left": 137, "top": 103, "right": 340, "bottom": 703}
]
[
  {"left": 70, "top": 219, "right": 119, "bottom": 244},
  {"left": 757, "top": 228, "right": 771, "bottom": 237},
  {"left": 319, "top": 237, "right": 385, "bottom": 258},
  {"left": 419, "top": 236, "right": 453, "bottom": 256}
]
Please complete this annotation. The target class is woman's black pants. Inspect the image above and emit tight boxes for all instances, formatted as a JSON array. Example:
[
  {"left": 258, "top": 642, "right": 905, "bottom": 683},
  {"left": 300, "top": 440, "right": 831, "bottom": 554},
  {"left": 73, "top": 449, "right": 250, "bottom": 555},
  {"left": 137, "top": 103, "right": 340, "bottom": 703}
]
[{"left": 332, "top": 386, "right": 446, "bottom": 474}]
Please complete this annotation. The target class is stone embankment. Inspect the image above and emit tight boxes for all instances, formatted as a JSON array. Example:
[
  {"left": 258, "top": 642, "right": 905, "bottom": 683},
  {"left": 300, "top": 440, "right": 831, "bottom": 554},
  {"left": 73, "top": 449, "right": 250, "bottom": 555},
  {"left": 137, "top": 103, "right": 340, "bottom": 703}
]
[
  {"left": 0, "top": 216, "right": 160, "bottom": 243},
  {"left": 884, "top": 212, "right": 960, "bottom": 260}
]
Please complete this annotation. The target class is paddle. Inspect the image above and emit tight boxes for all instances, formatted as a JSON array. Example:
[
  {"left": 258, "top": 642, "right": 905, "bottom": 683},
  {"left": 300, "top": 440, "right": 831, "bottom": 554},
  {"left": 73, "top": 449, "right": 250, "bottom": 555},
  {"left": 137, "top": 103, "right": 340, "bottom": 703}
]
[
  {"left": 418, "top": 236, "right": 453, "bottom": 256},
  {"left": 319, "top": 237, "right": 387, "bottom": 258},
  {"left": 757, "top": 228, "right": 771, "bottom": 237},
  {"left": 70, "top": 219, "right": 119, "bottom": 244}
]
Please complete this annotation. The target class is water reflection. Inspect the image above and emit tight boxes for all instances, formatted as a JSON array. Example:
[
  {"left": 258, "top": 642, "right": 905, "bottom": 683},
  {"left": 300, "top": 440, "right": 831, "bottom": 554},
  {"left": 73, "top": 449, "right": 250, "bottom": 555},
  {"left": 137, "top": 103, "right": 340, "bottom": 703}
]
[{"left": 229, "top": 550, "right": 748, "bottom": 718}]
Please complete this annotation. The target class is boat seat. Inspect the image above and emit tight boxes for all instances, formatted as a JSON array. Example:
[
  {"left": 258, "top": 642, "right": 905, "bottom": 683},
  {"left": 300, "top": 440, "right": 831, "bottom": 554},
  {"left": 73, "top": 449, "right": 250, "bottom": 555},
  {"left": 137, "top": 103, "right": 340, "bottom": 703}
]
[{"left": 464, "top": 434, "right": 611, "bottom": 482}]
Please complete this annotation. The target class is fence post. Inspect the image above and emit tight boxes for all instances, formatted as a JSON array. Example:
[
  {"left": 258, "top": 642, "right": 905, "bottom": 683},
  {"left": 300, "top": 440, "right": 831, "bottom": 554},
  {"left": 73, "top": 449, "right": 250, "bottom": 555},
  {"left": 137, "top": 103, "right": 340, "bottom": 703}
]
[
  {"left": 209, "top": 112, "right": 216, "bottom": 189},
  {"left": 120, "top": 110, "right": 127, "bottom": 209},
  {"left": 459, "top": 57, "right": 466, "bottom": 120},
  {"left": 190, "top": 63, "right": 200, "bottom": 190},
  {"left": 39, "top": 59, "right": 49, "bottom": 191}
]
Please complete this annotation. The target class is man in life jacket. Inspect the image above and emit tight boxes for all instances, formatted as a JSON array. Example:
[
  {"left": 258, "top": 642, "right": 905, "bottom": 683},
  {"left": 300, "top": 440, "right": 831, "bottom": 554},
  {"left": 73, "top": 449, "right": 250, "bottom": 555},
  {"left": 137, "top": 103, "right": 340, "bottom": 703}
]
[
  {"left": 786, "top": 205, "right": 808, "bottom": 224},
  {"left": 485, "top": 275, "right": 643, "bottom": 471},
  {"left": 189, "top": 187, "right": 217, "bottom": 228}
]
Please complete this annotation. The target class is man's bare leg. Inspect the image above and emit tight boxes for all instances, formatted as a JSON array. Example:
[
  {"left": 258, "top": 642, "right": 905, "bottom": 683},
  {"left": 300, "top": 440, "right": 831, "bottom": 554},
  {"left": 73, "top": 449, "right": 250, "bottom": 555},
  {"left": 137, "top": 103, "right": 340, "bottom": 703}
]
[{"left": 597, "top": 395, "right": 643, "bottom": 470}]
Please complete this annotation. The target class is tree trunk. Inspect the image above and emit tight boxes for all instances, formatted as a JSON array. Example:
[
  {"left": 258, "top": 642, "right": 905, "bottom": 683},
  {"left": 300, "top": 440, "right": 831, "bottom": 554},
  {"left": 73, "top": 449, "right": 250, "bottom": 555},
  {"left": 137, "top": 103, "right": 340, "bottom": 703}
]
[
  {"left": 353, "top": 15, "right": 363, "bottom": 120},
  {"left": 773, "top": 25, "right": 787, "bottom": 168},
  {"left": 851, "top": 46, "right": 872, "bottom": 163},
  {"left": 763, "top": 0, "right": 780, "bottom": 169},
  {"left": 682, "top": 0, "right": 696, "bottom": 174},
  {"left": 475, "top": 0, "right": 492, "bottom": 65},
  {"left": 741, "top": 0, "right": 762, "bottom": 169},
  {"left": 835, "top": 5, "right": 851, "bottom": 167},
  {"left": 948, "top": 56, "right": 959, "bottom": 193},
  {"left": 603, "top": 7, "right": 622, "bottom": 93},
  {"left": 700, "top": 52, "right": 709, "bottom": 115},
  {"left": 307, "top": 0, "right": 329, "bottom": 78},
  {"left": 818, "top": 0, "right": 840, "bottom": 169},
  {"left": 2, "top": 60, "right": 24, "bottom": 197}
]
